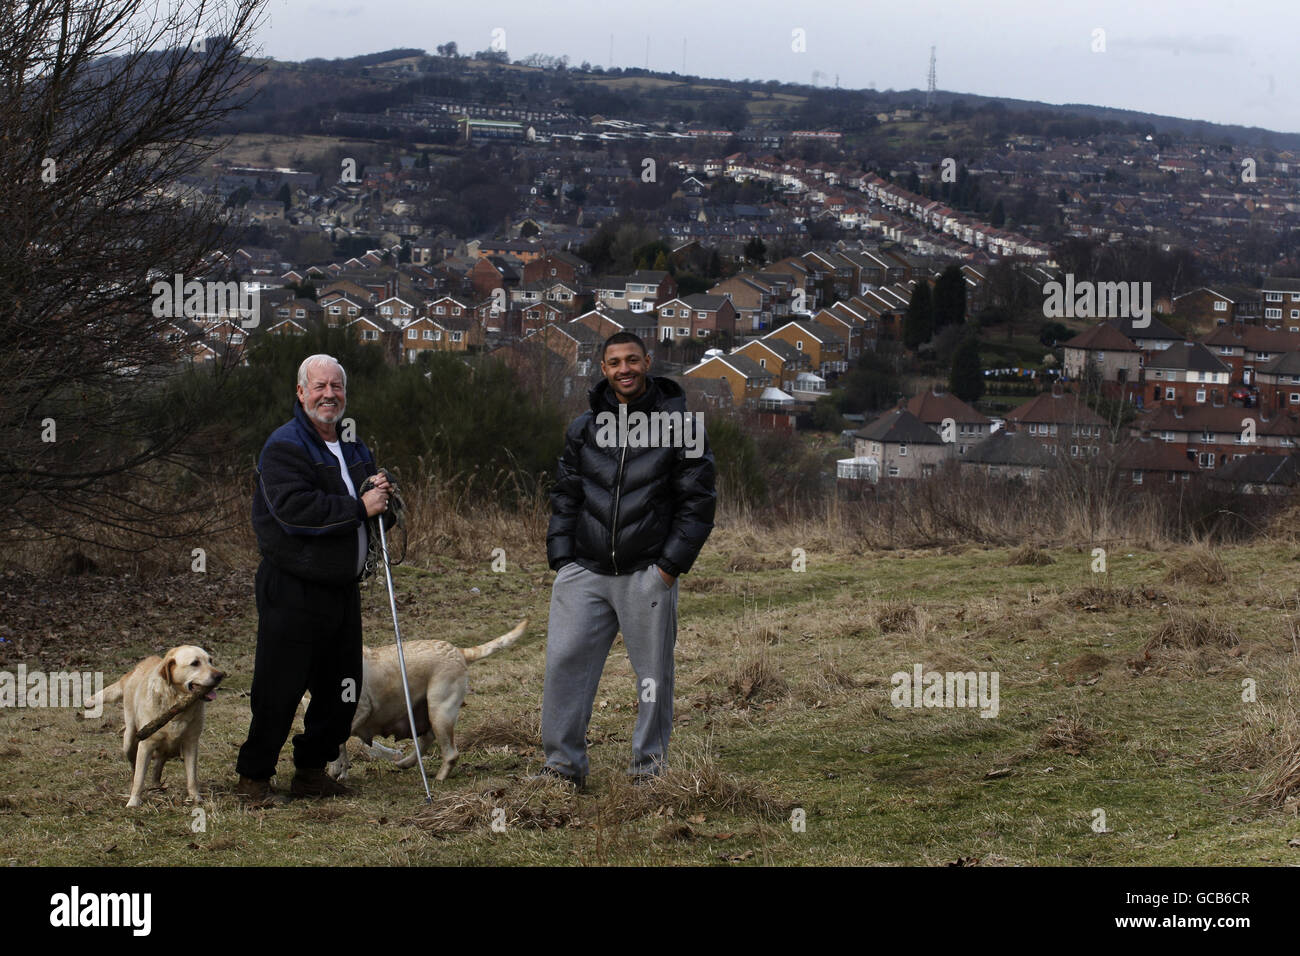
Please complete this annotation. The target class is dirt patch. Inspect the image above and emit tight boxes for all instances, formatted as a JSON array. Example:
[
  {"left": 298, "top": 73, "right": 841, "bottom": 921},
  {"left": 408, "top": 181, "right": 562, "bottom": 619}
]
[{"left": 1060, "top": 653, "right": 1110, "bottom": 683}]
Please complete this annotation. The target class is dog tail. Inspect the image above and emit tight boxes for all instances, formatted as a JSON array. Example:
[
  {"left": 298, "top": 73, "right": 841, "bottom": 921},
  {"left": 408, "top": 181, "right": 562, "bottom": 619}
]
[
  {"left": 461, "top": 619, "right": 527, "bottom": 664},
  {"left": 85, "top": 676, "right": 125, "bottom": 711}
]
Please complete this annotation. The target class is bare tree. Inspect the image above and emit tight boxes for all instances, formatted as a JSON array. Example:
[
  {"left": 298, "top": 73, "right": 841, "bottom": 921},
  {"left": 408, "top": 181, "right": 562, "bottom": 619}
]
[{"left": 0, "top": 0, "right": 266, "bottom": 549}]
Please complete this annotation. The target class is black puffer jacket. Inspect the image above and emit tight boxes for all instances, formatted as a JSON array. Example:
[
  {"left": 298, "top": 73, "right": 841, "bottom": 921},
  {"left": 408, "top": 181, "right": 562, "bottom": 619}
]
[{"left": 547, "top": 376, "right": 716, "bottom": 576}]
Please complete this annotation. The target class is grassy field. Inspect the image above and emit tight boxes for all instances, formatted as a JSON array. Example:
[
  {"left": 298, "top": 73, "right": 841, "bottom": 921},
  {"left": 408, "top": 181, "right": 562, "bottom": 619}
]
[{"left": 3, "top": 532, "right": 1300, "bottom": 866}]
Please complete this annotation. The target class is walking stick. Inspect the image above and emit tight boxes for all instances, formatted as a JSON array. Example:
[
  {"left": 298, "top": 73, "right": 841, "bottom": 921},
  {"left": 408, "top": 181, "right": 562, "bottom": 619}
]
[{"left": 376, "top": 495, "right": 432, "bottom": 804}]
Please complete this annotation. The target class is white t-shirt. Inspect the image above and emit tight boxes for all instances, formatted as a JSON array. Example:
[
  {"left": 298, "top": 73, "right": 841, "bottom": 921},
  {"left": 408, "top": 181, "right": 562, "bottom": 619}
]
[{"left": 325, "top": 440, "right": 368, "bottom": 577}]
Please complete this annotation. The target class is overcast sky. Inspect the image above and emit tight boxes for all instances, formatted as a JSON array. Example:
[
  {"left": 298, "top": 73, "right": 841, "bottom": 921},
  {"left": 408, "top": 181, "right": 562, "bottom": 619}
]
[{"left": 257, "top": 0, "right": 1298, "bottom": 134}]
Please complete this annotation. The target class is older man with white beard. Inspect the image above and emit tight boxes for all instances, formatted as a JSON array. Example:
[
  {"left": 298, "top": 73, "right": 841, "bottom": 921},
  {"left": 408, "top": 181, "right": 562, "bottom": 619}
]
[{"left": 236, "top": 354, "right": 393, "bottom": 804}]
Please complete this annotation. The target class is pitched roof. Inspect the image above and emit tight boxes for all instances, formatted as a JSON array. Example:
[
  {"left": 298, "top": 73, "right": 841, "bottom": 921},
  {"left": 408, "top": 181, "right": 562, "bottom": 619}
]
[
  {"left": 767, "top": 319, "right": 846, "bottom": 346},
  {"left": 1115, "top": 438, "right": 1199, "bottom": 472},
  {"left": 1257, "top": 352, "right": 1300, "bottom": 376},
  {"left": 1144, "top": 341, "right": 1230, "bottom": 374},
  {"left": 1107, "top": 315, "right": 1183, "bottom": 341},
  {"left": 905, "top": 387, "right": 990, "bottom": 426},
  {"left": 854, "top": 408, "right": 945, "bottom": 444},
  {"left": 1008, "top": 391, "right": 1108, "bottom": 426},
  {"left": 1213, "top": 453, "right": 1300, "bottom": 485},
  {"left": 1063, "top": 323, "right": 1140, "bottom": 351},
  {"left": 963, "top": 429, "right": 1056, "bottom": 467},
  {"left": 1202, "top": 325, "right": 1300, "bottom": 352},
  {"left": 688, "top": 353, "right": 771, "bottom": 379}
]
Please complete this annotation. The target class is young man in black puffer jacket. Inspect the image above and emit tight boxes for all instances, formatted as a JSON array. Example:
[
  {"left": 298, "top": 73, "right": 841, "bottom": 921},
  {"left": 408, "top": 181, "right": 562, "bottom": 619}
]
[
  {"left": 540, "top": 332, "right": 716, "bottom": 787},
  {"left": 236, "top": 354, "right": 394, "bottom": 804}
]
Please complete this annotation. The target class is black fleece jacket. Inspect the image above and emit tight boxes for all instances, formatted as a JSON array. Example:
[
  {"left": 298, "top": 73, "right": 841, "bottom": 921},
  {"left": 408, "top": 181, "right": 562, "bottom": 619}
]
[{"left": 252, "top": 400, "right": 392, "bottom": 584}]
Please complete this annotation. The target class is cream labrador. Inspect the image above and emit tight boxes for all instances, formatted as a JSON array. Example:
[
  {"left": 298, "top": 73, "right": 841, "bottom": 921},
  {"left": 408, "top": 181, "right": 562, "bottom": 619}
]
[
  {"left": 87, "top": 646, "right": 225, "bottom": 807},
  {"left": 327, "top": 620, "right": 527, "bottom": 783}
]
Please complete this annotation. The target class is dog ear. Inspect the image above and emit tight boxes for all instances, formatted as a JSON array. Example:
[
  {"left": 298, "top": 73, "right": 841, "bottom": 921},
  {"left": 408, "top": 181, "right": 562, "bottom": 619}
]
[{"left": 157, "top": 653, "right": 177, "bottom": 685}]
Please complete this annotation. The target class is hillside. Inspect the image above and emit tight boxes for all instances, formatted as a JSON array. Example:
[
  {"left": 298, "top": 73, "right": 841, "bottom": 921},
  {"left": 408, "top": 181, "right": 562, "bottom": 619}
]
[{"left": 3, "top": 525, "right": 1298, "bottom": 865}]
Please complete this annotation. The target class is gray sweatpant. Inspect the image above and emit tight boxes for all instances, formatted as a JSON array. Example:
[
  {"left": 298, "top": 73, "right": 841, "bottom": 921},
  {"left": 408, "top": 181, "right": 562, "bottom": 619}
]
[{"left": 542, "top": 562, "right": 678, "bottom": 779}]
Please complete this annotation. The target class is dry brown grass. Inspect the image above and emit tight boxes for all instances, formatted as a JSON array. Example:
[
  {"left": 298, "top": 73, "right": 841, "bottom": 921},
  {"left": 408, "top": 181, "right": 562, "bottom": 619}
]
[
  {"left": 875, "top": 602, "right": 919, "bottom": 634},
  {"left": 405, "top": 756, "right": 795, "bottom": 838},
  {"left": 1212, "top": 660, "right": 1300, "bottom": 811},
  {"left": 1144, "top": 610, "right": 1241, "bottom": 654},
  {"left": 1038, "top": 714, "right": 1103, "bottom": 755},
  {"left": 407, "top": 777, "right": 578, "bottom": 837},
  {"left": 1008, "top": 544, "right": 1055, "bottom": 566},
  {"left": 458, "top": 710, "right": 542, "bottom": 751},
  {"left": 1164, "top": 547, "right": 1230, "bottom": 586},
  {"left": 726, "top": 653, "right": 789, "bottom": 705}
]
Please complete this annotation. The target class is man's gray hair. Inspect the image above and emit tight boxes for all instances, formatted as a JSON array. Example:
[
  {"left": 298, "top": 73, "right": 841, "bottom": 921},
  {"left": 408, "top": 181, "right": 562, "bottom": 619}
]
[{"left": 297, "top": 354, "right": 347, "bottom": 390}]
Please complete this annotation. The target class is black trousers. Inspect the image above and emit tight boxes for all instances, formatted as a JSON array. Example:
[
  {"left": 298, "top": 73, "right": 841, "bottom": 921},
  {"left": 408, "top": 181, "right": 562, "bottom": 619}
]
[{"left": 236, "top": 560, "right": 362, "bottom": 780}]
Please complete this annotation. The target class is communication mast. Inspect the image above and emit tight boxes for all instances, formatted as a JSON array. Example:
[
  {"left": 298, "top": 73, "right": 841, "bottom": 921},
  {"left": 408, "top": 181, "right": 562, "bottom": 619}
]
[{"left": 926, "top": 46, "right": 936, "bottom": 108}]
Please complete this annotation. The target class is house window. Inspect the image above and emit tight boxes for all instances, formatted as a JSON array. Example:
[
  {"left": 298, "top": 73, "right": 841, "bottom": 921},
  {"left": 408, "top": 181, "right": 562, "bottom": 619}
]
[
  {"left": 1070, "top": 445, "right": 1080, "bottom": 457},
  {"left": 1196, "top": 389, "right": 1206, "bottom": 403},
  {"left": 452, "top": 332, "right": 463, "bottom": 343},
  {"left": 1266, "top": 308, "right": 1282, "bottom": 319},
  {"left": 758, "top": 358, "right": 767, "bottom": 368},
  {"left": 697, "top": 329, "right": 709, "bottom": 337},
  {"left": 407, "top": 330, "right": 418, "bottom": 339},
  {"left": 436, "top": 306, "right": 445, "bottom": 314},
  {"left": 381, "top": 306, "right": 391, "bottom": 315},
  {"left": 1291, "top": 393, "right": 1300, "bottom": 404},
  {"left": 362, "top": 329, "right": 378, "bottom": 341},
  {"left": 330, "top": 305, "right": 340, "bottom": 314},
  {"left": 1201, "top": 430, "right": 1214, "bottom": 442},
  {"left": 1165, "top": 388, "right": 1176, "bottom": 400},
  {"left": 423, "top": 330, "right": 434, "bottom": 340},
  {"left": 1132, "top": 470, "right": 1143, "bottom": 484},
  {"left": 796, "top": 340, "right": 804, "bottom": 350},
  {"left": 898, "top": 443, "right": 908, "bottom": 456},
  {"left": 663, "top": 308, "right": 674, "bottom": 317},
  {"left": 679, "top": 327, "right": 688, "bottom": 335},
  {"left": 1266, "top": 292, "right": 1283, "bottom": 302},
  {"left": 433, "top": 331, "right": 442, "bottom": 341},
  {"left": 1214, "top": 300, "right": 1227, "bottom": 311},
  {"left": 1198, "top": 452, "right": 1215, "bottom": 468}
]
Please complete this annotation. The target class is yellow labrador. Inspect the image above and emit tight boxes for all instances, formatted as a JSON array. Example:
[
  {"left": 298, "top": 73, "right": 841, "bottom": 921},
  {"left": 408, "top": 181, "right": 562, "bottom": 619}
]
[
  {"left": 327, "top": 620, "right": 527, "bottom": 783},
  {"left": 88, "top": 646, "right": 225, "bottom": 807}
]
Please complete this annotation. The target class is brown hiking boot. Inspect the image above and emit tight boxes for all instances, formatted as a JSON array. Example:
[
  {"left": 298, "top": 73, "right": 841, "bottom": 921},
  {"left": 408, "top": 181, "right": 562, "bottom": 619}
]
[
  {"left": 235, "top": 775, "right": 287, "bottom": 807},
  {"left": 290, "top": 767, "right": 353, "bottom": 799}
]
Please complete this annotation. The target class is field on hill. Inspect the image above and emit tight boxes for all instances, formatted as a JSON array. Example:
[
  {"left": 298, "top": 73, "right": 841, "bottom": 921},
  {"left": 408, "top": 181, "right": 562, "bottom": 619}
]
[{"left": 3, "top": 512, "right": 1300, "bottom": 866}]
